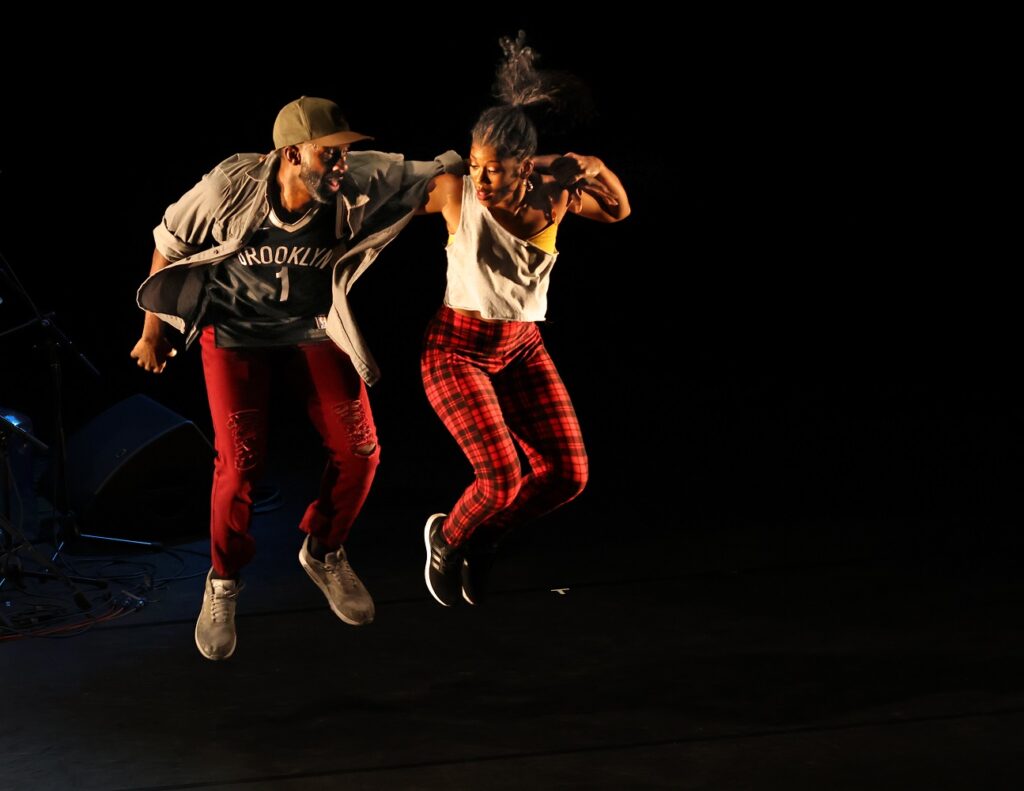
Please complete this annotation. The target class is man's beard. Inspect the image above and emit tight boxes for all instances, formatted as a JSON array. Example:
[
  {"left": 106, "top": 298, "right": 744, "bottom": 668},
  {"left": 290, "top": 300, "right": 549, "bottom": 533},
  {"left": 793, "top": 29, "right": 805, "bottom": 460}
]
[{"left": 300, "top": 164, "right": 339, "bottom": 204}]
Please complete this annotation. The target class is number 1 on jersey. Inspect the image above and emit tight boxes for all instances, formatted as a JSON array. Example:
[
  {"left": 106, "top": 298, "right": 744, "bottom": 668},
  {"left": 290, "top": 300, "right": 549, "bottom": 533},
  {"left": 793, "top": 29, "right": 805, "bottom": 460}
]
[{"left": 276, "top": 267, "right": 290, "bottom": 301}]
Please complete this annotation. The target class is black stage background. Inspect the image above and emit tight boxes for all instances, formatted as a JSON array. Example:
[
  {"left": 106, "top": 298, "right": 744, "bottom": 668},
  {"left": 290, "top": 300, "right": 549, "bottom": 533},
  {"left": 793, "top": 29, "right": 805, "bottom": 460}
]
[{"left": 0, "top": 15, "right": 1013, "bottom": 549}]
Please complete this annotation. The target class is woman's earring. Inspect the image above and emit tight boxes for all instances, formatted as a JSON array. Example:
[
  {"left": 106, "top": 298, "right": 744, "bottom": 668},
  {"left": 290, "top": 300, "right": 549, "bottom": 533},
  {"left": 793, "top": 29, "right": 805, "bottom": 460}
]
[{"left": 525, "top": 178, "right": 534, "bottom": 192}]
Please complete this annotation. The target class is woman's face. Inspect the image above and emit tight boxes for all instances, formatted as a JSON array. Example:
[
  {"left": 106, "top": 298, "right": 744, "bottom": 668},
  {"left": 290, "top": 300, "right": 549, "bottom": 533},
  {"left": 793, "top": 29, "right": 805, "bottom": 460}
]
[{"left": 468, "top": 142, "right": 527, "bottom": 208}]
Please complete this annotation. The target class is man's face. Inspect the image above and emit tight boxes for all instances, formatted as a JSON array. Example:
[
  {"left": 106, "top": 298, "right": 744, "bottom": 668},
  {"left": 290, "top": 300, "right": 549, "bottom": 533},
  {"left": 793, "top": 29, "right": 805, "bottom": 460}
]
[{"left": 300, "top": 143, "right": 350, "bottom": 204}]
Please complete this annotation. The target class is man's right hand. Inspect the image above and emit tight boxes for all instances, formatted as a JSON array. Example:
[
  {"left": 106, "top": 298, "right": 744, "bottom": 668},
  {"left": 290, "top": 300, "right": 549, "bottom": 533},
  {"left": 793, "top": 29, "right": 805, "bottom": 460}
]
[{"left": 130, "top": 335, "right": 177, "bottom": 374}]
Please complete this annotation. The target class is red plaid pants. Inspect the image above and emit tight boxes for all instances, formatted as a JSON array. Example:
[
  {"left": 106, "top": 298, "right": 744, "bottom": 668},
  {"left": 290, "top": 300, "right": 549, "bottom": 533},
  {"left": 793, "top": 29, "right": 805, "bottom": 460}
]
[{"left": 420, "top": 306, "right": 588, "bottom": 547}]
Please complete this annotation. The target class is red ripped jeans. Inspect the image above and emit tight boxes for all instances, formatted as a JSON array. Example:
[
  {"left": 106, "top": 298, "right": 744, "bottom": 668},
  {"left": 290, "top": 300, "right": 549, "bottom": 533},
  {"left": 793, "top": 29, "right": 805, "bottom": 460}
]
[{"left": 200, "top": 327, "right": 379, "bottom": 577}]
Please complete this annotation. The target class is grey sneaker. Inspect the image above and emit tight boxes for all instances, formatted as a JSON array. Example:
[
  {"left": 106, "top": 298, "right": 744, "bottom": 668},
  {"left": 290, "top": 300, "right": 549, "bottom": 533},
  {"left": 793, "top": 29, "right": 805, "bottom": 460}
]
[
  {"left": 299, "top": 535, "right": 375, "bottom": 625},
  {"left": 194, "top": 569, "right": 242, "bottom": 661},
  {"left": 424, "top": 513, "right": 463, "bottom": 607}
]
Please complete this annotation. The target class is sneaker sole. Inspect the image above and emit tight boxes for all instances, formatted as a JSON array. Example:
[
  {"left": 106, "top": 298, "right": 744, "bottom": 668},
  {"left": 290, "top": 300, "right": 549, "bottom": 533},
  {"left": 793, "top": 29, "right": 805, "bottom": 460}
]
[
  {"left": 461, "top": 564, "right": 475, "bottom": 605},
  {"left": 299, "top": 549, "right": 374, "bottom": 626},
  {"left": 424, "top": 513, "right": 452, "bottom": 607}
]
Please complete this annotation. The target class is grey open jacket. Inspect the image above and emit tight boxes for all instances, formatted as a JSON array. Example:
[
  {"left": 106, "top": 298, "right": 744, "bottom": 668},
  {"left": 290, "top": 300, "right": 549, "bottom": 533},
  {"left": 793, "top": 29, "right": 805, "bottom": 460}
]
[{"left": 137, "top": 148, "right": 463, "bottom": 386}]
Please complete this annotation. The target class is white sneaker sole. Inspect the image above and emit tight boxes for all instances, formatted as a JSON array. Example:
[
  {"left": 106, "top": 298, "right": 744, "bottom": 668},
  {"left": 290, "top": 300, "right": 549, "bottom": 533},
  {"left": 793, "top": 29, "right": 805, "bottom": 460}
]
[
  {"left": 424, "top": 513, "right": 451, "bottom": 607},
  {"left": 461, "top": 559, "right": 475, "bottom": 605}
]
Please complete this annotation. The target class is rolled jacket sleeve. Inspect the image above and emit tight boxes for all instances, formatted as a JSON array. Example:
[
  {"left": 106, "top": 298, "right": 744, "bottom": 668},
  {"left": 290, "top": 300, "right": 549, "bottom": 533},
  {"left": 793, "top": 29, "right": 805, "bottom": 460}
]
[
  {"left": 394, "top": 149, "right": 465, "bottom": 193},
  {"left": 153, "top": 167, "right": 232, "bottom": 262},
  {"left": 435, "top": 149, "right": 465, "bottom": 175},
  {"left": 346, "top": 149, "right": 464, "bottom": 218}
]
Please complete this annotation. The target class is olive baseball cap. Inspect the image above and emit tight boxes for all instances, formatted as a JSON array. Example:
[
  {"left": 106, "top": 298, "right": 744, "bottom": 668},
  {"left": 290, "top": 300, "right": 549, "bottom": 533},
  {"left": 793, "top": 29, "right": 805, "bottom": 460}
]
[{"left": 272, "top": 96, "right": 373, "bottom": 149}]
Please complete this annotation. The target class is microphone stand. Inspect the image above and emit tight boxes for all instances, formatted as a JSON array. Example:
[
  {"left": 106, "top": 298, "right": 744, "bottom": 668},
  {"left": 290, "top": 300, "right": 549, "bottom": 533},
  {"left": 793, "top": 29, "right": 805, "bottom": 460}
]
[
  {"left": 0, "top": 252, "right": 160, "bottom": 553},
  {"left": 0, "top": 415, "right": 96, "bottom": 609}
]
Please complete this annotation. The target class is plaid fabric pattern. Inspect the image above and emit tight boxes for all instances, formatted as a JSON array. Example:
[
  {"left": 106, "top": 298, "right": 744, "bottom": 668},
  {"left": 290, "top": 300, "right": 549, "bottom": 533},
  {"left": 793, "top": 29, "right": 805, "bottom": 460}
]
[{"left": 420, "top": 306, "right": 588, "bottom": 546}]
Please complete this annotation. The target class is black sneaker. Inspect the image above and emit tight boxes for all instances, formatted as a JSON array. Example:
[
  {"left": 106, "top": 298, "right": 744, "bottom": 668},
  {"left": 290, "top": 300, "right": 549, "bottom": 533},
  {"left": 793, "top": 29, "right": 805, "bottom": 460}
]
[
  {"left": 424, "top": 513, "right": 463, "bottom": 607},
  {"left": 461, "top": 537, "right": 499, "bottom": 605}
]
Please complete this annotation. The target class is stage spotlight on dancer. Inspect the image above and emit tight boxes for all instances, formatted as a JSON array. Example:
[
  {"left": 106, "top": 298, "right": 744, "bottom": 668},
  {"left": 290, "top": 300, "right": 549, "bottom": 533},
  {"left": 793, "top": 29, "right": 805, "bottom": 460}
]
[{"left": 417, "top": 32, "right": 631, "bottom": 607}]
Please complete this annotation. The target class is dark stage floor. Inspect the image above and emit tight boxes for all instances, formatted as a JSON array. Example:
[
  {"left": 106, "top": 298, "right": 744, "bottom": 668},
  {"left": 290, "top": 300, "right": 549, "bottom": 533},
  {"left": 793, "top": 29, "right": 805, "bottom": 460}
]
[{"left": 3, "top": 407, "right": 1024, "bottom": 791}]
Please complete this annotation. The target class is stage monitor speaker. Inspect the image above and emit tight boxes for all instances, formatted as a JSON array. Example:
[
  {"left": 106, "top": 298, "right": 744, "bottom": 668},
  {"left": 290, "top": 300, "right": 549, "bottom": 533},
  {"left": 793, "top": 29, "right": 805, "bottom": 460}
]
[{"left": 64, "top": 394, "right": 214, "bottom": 541}]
